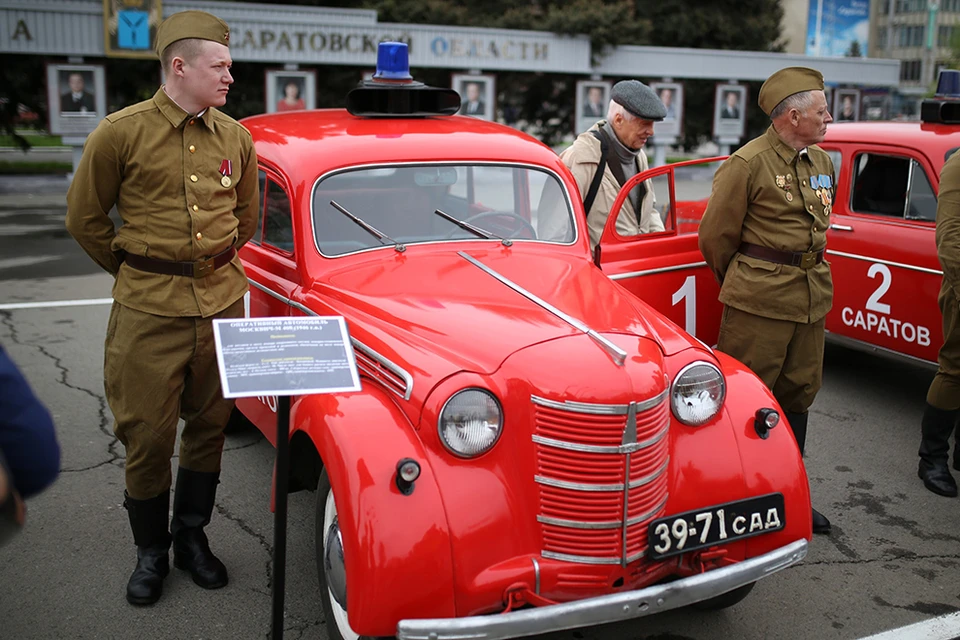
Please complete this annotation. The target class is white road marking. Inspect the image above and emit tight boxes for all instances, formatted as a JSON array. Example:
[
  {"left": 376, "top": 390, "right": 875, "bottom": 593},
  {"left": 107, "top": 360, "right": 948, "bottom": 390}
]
[
  {"left": 0, "top": 297, "right": 113, "bottom": 310},
  {"left": 856, "top": 612, "right": 960, "bottom": 640},
  {"left": 0, "top": 255, "right": 61, "bottom": 270}
]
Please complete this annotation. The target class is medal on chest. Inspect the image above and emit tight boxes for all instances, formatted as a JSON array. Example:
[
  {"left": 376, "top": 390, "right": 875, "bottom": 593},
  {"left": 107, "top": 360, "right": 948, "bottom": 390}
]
[
  {"left": 219, "top": 159, "right": 233, "bottom": 188},
  {"left": 776, "top": 173, "right": 794, "bottom": 201},
  {"left": 810, "top": 174, "right": 833, "bottom": 215}
]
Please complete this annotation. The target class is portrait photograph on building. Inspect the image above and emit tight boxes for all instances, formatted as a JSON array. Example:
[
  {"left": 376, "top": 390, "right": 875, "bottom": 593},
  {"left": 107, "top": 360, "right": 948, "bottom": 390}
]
[
  {"left": 575, "top": 80, "right": 611, "bottom": 133},
  {"left": 713, "top": 83, "right": 747, "bottom": 140},
  {"left": 650, "top": 81, "right": 683, "bottom": 139},
  {"left": 46, "top": 63, "right": 107, "bottom": 136},
  {"left": 265, "top": 69, "right": 317, "bottom": 114},
  {"left": 453, "top": 74, "right": 495, "bottom": 120},
  {"left": 834, "top": 88, "right": 860, "bottom": 122}
]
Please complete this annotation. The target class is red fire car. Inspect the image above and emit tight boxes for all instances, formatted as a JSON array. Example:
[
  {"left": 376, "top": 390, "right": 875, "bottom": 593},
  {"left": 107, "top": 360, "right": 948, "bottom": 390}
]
[{"left": 234, "top": 45, "right": 810, "bottom": 640}]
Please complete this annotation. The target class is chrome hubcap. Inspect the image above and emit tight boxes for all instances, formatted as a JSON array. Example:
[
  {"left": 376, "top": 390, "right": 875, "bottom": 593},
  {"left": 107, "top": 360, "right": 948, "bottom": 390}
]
[{"left": 324, "top": 515, "right": 347, "bottom": 609}]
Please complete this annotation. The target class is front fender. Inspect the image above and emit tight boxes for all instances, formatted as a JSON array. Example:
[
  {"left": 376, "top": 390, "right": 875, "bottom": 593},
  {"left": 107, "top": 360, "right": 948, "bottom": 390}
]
[{"left": 294, "top": 389, "right": 457, "bottom": 636}]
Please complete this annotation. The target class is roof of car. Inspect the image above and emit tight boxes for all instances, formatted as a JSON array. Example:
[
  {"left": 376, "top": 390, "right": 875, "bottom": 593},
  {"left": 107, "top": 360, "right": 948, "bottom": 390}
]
[
  {"left": 242, "top": 109, "right": 568, "bottom": 185},
  {"left": 822, "top": 121, "right": 960, "bottom": 164}
]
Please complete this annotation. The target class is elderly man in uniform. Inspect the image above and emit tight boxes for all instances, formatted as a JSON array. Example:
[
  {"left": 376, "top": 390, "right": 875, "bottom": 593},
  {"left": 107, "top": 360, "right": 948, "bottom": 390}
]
[
  {"left": 540, "top": 80, "right": 665, "bottom": 250},
  {"left": 917, "top": 152, "right": 960, "bottom": 497},
  {"left": 699, "top": 67, "right": 834, "bottom": 535},
  {"left": 65, "top": 10, "right": 259, "bottom": 605}
]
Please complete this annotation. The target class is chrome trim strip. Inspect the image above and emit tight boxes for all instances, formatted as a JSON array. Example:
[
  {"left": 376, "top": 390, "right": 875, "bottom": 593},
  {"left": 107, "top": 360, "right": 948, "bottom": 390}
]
[
  {"left": 396, "top": 540, "right": 809, "bottom": 640},
  {"left": 624, "top": 495, "right": 670, "bottom": 527},
  {"left": 459, "top": 251, "right": 628, "bottom": 366},
  {"left": 531, "top": 557, "right": 541, "bottom": 595},
  {"left": 825, "top": 250, "right": 942, "bottom": 276},
  {"left": 534, "top": 474, "right": 624, "bottom": 492},
  {"left": 350, "top": 340, "right": 415, "bottom": 401},
  {"left": 533, "top": 423, "right": 668, "bottom": 456},
  {"left": 627, "top": 457, "right": 670, "bottom": 489},
  {"left": 824, "top": 330, "right": 937, "bottom": 370},
  {"left": 624, "top": 549, "right": 647, "bottom": 564},
  {"left": 539, "top": 551, "right": 622, "bottom": 566},
  {"left": 532, "top": 390, "right": 668, "bottom": 415},
  {"left": 621, "top": 450, "right": 631, "bottom": 566},
  {"left": 247, "top": 279, "right": 414, "bottom": 401},
  {"left": 537, "top": 515, "right": 622, "bottom": 530},
  {"left": 609, "top": 261, "right": 708, "bottom": 281}
]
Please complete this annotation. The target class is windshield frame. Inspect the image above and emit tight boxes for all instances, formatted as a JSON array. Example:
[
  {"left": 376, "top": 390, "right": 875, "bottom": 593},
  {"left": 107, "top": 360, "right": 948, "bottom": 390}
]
[{"left": 309, "top": 160, "right": 580, "bottom": 258}]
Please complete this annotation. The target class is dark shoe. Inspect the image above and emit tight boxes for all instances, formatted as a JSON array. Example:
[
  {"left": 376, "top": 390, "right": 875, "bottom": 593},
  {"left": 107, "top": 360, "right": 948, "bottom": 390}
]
[
  {"left": 919, "top": 461, "right": 958, "bottom": 497},
  {"left": 171, "top": 467, "right": 228, "bottom": 589},
  {"left": 124, "top": 491, "right": 171, "bottom": 606},
  {"left": 812, "top": 508, "right": 831, "bottom": 535},
  {"left": 920, "top": 403, "right": 959, "bottom": 477},
  {"left": 784, "top": 412, "right": 808, "bottom": 456}
]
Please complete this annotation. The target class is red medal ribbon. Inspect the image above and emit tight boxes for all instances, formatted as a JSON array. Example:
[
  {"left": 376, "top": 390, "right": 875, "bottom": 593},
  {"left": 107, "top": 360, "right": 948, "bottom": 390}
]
[{"left": 219, "top": 159, "right": 232, "bottom": 177}]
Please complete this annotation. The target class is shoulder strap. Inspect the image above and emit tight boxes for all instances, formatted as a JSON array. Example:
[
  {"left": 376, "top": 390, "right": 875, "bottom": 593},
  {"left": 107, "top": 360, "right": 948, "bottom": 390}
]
[{"left": 583, "top": 129, "right": 608, "bottom": 215}]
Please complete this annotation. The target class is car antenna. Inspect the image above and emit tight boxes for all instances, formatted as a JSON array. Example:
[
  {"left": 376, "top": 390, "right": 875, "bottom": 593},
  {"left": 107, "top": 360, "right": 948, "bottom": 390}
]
[
  {"left": 329, "top": 200, "right": 406, "bottom": 253},
  {"left": 432, "top": 209, "right": 513, "bottom": 247}
]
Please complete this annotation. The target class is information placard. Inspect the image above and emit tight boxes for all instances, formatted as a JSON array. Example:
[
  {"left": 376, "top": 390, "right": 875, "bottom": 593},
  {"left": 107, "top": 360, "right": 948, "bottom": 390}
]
[{"left": 213, "top": 316, "right": 361, "bottom": 398}]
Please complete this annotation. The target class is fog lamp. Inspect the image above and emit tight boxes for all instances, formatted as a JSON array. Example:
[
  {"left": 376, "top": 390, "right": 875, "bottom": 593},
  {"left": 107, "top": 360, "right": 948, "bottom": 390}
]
[
  {"left": 396, "top": 458, "right": 421, "bottom": 495},
  {"left": 754, "top": 408, "right": 780, "bottom": 439}
]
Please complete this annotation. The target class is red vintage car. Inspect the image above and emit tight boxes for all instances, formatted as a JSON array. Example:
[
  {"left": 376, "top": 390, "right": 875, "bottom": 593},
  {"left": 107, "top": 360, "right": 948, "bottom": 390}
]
[{"left": 234, "top": 45, "right": 810, "bottom": 640}]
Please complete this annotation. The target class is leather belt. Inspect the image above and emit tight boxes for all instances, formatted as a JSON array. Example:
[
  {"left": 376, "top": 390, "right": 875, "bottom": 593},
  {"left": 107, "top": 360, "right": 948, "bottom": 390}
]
[
  {"left": 122, "top": 246, "right": 236, "bottom": 278},
  {"left": 738, "top": 242, "right": 823, "bottom": 269}
]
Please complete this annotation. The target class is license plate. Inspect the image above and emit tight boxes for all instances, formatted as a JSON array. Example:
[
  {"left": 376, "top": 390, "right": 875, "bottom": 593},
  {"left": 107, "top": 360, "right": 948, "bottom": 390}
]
[{"left": 647, "top": 493, "right": 785, "bottom": 560}]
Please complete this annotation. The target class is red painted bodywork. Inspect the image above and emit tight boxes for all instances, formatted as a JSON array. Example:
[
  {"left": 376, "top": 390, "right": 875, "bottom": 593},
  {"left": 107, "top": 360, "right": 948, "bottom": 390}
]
[{"left": 235, "top": 109, "right": 810, "bottom": 636}]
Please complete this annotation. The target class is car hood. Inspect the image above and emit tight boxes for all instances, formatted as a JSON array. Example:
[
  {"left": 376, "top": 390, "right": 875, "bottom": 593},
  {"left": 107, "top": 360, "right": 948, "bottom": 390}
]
[{"left": 309, "top": 245, "right": 702, "bottom": 408}]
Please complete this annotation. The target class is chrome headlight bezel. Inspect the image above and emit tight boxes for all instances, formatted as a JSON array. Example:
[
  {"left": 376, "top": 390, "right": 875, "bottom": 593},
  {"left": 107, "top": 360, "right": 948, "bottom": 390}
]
[
  {"left": 438, "top": 388, "right": 504, "bottom": 458},
  {"left": 670, "top": 361, "right": 726, "bottom": 426}
]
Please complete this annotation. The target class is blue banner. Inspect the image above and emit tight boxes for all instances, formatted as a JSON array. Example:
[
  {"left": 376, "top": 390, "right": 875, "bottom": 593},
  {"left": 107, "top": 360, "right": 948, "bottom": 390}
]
[{"left": 805, "top": 0, "right": 870, "bottom": 57}]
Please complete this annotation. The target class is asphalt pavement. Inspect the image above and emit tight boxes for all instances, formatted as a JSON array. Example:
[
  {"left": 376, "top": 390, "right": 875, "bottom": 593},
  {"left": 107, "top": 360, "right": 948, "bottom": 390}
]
[{"left": 2, "top": 175, "right": 960, "bottom": 640}]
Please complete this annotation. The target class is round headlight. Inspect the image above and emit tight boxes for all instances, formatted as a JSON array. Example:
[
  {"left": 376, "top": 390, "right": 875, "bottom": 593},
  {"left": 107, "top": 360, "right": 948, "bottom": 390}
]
[
  {"left": 671, "top": 362, "right": 725, "bottom": 426},
  {"left": 438, "top": 389, "right": 503, "bottom": 457}
]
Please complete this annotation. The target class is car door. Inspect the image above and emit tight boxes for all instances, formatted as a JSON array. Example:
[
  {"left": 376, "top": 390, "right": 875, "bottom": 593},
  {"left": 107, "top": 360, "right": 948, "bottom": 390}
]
[
  {"left": 820, "top": 144, "right": 941, "bottom": 364},
  {"left": 597, "top": 158, "right": 725, "bottom": 345},
  {"left": 236, "top": 165, "right": 302, "bottom": 432}
]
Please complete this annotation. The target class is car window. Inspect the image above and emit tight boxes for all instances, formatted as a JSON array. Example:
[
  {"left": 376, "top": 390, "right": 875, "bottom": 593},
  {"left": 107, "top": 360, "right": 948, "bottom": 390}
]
[
  {"left": 313, "top": 164, "right": 575, "bottom": 256},
  {"left": 851, "top": 153, "right": 910, "bottom": 218},
  {"left": 823, "top": 149, "right": 842, "bottom": 185},
  {"left": 252, "top": 170, "right": 266, "bottom": 245},
  {"left": 263, "top": 178, "right": 293, "bottom": 252},
  {"left": 907, "top": 160, "right": 937, "bottom": 221}
]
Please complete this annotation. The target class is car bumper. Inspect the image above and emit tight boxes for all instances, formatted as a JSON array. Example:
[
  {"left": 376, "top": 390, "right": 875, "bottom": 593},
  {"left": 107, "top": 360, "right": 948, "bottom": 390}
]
[{"left": 396, "top": 538, "right": 807, "bottom": 640}]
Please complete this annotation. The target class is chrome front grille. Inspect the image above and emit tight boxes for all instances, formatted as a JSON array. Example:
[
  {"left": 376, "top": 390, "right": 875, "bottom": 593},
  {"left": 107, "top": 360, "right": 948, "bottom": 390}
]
[
  {"left": 533, "top": 392, "right": 670, "bottom": 566},
  {"left": 351, "top": 339, "right": 413, "bottom": 400}
]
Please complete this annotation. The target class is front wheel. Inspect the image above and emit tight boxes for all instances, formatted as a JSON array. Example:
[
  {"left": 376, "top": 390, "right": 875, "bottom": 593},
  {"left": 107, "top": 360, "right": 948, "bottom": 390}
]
[
  {"left": 315, "top": 470, "right": 393, "bottom": 640},
  {"left": 692, "top": 582, "right": 755, "bottom": 610}
]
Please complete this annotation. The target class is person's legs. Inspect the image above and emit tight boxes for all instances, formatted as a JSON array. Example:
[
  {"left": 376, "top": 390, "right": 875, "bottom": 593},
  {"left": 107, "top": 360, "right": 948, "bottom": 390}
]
[
  {"left": 920, "top": 287, "right": 960, "bottom": 496},
  {"left": 105, "top": 303, "right": 192, "bottom": 604},
  {"left": 172, "top": 297, "right": 243, "bottom": 589}
]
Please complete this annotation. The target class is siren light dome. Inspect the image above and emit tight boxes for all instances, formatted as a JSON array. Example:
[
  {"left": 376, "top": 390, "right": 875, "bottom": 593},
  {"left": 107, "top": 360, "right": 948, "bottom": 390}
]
[
  {"left": 936, "top": 69, "right": 960, "bottom": 98},
  {"left": 373, "top": 42, "right": 413, "bottom": 81}
]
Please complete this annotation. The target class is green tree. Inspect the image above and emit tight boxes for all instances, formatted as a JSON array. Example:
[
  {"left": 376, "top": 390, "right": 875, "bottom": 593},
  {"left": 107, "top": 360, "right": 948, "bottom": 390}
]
[{"left": 847, "top": 40, "right": 862, "bottom": 57}]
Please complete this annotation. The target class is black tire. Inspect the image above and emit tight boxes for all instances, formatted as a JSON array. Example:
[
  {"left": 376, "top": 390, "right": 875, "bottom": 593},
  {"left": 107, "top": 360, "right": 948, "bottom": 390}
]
[
  {"left": 693, "top": 582, "right": 756, "bottom": 610},
  {"left": 315, "top": 470, "right": 394, "bottom": 640}
]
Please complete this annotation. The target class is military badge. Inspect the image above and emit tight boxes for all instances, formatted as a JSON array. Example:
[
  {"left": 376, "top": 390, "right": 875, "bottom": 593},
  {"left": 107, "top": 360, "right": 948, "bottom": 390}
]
[
  {"left": 219, "top": 159, "right": 233, "bottom": 188},
  {"left": 776, "top": 175, "right": 786, "bottom": 188}
]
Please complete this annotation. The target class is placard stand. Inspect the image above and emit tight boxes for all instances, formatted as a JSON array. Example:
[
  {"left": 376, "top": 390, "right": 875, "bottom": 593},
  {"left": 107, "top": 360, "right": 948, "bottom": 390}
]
[{"left": 272, "top": 394, "right": 291, "bottom": 640}]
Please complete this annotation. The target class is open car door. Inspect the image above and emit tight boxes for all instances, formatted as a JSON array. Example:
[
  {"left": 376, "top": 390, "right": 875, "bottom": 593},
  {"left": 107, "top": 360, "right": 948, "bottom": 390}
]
[{"left": 597, "top": 157, "right": 725, "bottom": 345}]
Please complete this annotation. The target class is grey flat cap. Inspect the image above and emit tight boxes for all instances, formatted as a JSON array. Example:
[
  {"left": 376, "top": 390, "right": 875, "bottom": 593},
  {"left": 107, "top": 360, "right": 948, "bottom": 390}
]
[{"left": 610, "top": 80, "right": 666, "bottom": 121}]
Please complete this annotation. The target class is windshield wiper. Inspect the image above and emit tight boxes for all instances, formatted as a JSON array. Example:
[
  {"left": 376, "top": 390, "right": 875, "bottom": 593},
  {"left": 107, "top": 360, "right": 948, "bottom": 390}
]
[
  {"left": 433, "top": 208, "right": 513, "bottom": 247},
  {"left": 330, "top": 200, "right": 405, "bottom": 253}
]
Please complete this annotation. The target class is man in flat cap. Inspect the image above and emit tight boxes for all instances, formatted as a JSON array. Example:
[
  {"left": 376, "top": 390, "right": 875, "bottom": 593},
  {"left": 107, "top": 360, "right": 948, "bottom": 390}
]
[
  {"left": 66, "top": 9, "right": 259, "bottom": 605},
  {"left": 699, "top": 67, "right": 834, "bottom": 535},
  {"left": 540, "top": 79, "right": 665, "bottom": 249}
]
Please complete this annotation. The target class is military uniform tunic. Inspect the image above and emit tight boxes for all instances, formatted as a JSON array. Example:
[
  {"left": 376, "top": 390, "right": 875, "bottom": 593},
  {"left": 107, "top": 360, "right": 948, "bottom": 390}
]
[
  {"left": 65, "top": 88, "right": 260, "bottom": 499},
  {"left": 699, "top": 125, "right": 835, "bottom": 414},
  {"left": 66, "top": 88, "right": 259, "bottom": 318},
  {"left": 928, "top": 151, "right": 960, "bottom": 410}
]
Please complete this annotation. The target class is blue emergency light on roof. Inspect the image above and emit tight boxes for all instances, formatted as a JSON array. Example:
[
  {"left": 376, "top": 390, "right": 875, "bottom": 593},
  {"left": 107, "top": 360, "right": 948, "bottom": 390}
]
[
  {"left": 922, "top": 69, "right": 960, "bottom": 124},
  {"left": 346, "top": 42, "right": 461, "bottom": 118}
]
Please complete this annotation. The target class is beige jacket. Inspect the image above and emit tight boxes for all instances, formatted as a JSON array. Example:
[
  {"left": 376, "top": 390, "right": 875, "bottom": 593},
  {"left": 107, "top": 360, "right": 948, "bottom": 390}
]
[{"left": 542, "top": 122, "right": 662, "bottom": 249}]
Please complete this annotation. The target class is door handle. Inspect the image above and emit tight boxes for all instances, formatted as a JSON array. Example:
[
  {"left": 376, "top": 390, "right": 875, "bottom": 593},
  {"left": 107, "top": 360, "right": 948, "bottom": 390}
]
[{"left": 829, "top": 224, "right": 853, "bottom": 231}]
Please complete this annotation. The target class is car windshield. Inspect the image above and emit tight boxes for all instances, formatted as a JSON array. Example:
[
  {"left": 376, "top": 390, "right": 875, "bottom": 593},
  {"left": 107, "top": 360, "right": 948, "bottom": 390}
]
[{"left": 312, "top": 164, "right": 576, "bottom": 256}]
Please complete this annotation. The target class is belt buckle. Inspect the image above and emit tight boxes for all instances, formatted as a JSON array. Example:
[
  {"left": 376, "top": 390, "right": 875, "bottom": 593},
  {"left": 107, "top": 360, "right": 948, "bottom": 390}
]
[
  {"left": 192, "top": 256, "right": 215, "bottom": 278},
  {"left": 799, "top": 252, "right": 817, "bottom": 269}
]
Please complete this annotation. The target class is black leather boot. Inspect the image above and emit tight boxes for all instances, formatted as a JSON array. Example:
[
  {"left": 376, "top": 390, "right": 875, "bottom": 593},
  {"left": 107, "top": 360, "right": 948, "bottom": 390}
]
[
  {"left": 919, "top": 403, "right": 959, "bottom": 497},
  {"left": 124, "top": 491, "right": 171, "bottom": 605},
  {"left": 785, "top": 412, "right": 831, "bottom": 535},
  {"left": 171, "top": 467, "right": 228, "bottom": 589}
]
